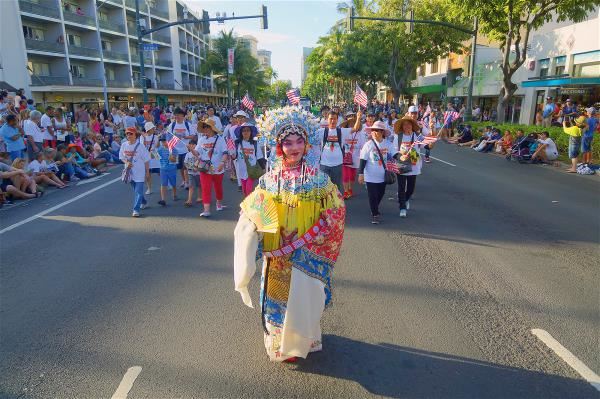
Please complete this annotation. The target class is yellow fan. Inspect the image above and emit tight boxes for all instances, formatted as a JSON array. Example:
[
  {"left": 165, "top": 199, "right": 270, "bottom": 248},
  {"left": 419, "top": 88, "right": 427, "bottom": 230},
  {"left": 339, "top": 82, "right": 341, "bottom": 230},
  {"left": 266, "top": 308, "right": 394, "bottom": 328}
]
[{"left": 241, "top": 190, "right": 279, "bottom": 233}]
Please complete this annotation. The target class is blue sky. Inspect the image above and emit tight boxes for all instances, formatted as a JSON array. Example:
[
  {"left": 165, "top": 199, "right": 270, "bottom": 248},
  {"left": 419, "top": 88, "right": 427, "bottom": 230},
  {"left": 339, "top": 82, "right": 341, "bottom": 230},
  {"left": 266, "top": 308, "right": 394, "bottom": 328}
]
[{"left": 186, "top": 1, "right": 342, "bottom": 87}]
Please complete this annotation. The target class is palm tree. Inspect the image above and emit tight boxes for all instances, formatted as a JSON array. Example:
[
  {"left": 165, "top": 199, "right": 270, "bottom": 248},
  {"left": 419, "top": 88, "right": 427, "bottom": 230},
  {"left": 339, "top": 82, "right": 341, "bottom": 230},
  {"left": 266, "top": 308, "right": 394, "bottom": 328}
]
[{"left": 332, "top": 0, "right": 374, "bottom": 32}]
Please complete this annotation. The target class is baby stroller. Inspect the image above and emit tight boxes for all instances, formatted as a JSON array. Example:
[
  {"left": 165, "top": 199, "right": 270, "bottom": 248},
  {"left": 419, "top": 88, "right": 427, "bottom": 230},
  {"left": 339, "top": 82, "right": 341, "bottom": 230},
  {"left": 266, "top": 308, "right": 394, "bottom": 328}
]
[{"left": 506, "top": 135, "right": 535, "bottom": 163}]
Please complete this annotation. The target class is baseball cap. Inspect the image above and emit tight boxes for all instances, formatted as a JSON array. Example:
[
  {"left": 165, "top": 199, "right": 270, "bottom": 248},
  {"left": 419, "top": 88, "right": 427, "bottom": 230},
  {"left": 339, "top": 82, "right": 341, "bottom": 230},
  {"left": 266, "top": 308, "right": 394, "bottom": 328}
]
[
  {"left": 586, "top": 107, "right": 596, "bottom": 115},
  {"left": 144, "top": 121, "right": 156, "bottom": 132},
  {"left": 408, "top": 105, "right": 418, "bottom": 113},
  {"left": 234, "top": 110, "right": 249, "bottom": 118}
]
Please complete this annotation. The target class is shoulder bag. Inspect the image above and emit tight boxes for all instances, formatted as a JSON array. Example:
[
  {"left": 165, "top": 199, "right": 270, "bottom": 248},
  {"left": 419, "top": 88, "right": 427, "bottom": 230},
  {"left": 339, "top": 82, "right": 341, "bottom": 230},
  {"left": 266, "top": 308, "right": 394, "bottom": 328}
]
[
  {"left": 240, "top": 141, "right": 265, "bottom": 180},
  {"left": 121, "top": 142, "right": 140, "bottom": 183},
  {"left": 197, "top": 136, "right": 219, "bottom": 173},
  {"left": 395, "top": 133, "right": 414, "bottom": 175},
  {"left": 371, "top": 139, "right": 396, "bottom": 185}
]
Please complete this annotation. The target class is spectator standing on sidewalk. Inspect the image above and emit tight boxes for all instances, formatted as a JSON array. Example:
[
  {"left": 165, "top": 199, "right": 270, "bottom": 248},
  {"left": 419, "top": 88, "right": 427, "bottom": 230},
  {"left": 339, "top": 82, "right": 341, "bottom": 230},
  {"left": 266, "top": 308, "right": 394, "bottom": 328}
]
[
  {"left": 74, "top": 104, "right": 89, "bottom": 139},
  {"left": 119, "top": 127, "right": 150, "bottom": 217},
  {"left": 563, "top": 117, "right": 585, "bottom": 173},
  {"left": 24, "top": 110, "right": 44, "bottom": 161},
  {"left": 1, "top": 115, "right": 26, "bottom": 161},
  {"left": 582, "top": 107, "right": 597, "bottom": 164},
  {"left": 542, "top": 97, "right": 554, "bottom": 127},
  {"left": 40, "top": 106, "right": 56, "bottom": 148}
]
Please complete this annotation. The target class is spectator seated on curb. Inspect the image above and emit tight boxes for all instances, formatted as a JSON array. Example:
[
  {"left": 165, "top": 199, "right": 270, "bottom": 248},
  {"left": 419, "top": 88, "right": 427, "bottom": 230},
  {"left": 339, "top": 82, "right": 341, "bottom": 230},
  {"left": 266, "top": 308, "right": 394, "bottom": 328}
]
[
  {"left": 474, "top": 128, "right": 502, "bottom": 152},
  {"left": 92, "top": 134, "right": 117, "bottom": 164},
  {"left": 447, "top": 124, "right": 473, "bottom": 144},
  {"left": 494, "top": 130, "right": 513, "bottom": 155},
  {"left": 531, "top": 131, "right": 559, "bottom": 164},
  {"left": 68, "top": 144, "right": 100, "bottom": 175},
  {"left": 100, "top": 134, "right": 122, "bottom": 163},
  {"left": 23, "top": 153, "right": 67, "bottom": 189},
  {"left": 55, "top": 144, "right": 92, "bottom": 180},
  {"left": 459, "top": 126, "right": 493, "bottom": 147},
  {"left": 0, "top": 156, "right": 40, "bottom": 201}
]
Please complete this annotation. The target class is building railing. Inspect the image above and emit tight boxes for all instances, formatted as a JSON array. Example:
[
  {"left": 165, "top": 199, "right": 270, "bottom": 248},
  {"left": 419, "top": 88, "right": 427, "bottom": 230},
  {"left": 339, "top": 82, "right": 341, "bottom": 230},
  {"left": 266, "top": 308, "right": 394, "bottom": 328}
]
[
  {"left": 124, "top": 0, "right": 147, "bottom": 12},
  {"left": 155, "top": 59, "right": 173, "bottom": 68},
  {"left": 25, "top": 38, "right": 65, "bottom": 54},
  {"left": 131, "top": 53, "right": 153, "bottom": 64},
  {"left": 153, "top": 33, "right": 171, "bottom": 44},
  {"left": 63, "top": 10, "right": 96, "bottom": 26},
  {"left": 181, "top": 63, "right": 188, "bottom": 71},
  {"left": 19, "top": 0, "right": 60, "bottom": 19},
  {"left": 103, "top": 50, "right": 130, "bottom": 62},
  {"left": 127, "top": 21, "right": 137, "bottom": 33},
  {"left": 106, "top": 80, "right": 132, "bottom": 88},
  {"left": 157, "top": 83, "right": 175, "bottom": 90},
  {"left": 150, "top": 7, "right": 169, "bottom": 19},
  {"left": 99, "top": 19, "right": 125, "bottom": 33},
  {"left": 72, "top": 77, "right": 105, "bottom": 86},
  {"left": 30, "top": 75, "right": 70, "bottom": 86},
  {"left": 69, "top": 45, "right": 100, "bottom": 58}
]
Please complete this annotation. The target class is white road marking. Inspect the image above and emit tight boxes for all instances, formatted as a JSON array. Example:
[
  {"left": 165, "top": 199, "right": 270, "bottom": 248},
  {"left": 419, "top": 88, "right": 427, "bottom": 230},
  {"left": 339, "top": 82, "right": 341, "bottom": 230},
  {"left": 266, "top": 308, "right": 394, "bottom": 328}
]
[
  {"left": 531, "top": 329, "right": 600, "bottom": 392},
  {"left": 111, "top": 366, "right": 142, "bottom": 399},
  {"left": 147, "top": 246, "right": 160, "bottom": 251},
  {"left": 0, "top": 176, "right": 121, "bottom": 235},
  {"left": 428, "top": 155, "right": 456, "bottom": 167}
]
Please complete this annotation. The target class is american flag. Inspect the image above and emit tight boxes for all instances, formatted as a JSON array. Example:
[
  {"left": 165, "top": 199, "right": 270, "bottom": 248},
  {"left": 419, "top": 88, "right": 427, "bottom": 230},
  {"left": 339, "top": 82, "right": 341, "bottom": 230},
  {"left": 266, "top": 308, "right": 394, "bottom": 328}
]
[
  {"left": 167, "top": 133, "right": 180, "bottom": 152},
  {"left": 443, "top": 110, "right": 459, "bottom": 125},
  {"left": 286, "top": 88, "right": 301, "bottom": 105},
  {"left": 354, "top": 84, "right": 368, "bottom": 108},
  {"left": 226, "top": 137, "right": 235, "bottom": 152},
  {"left": 241, "top": 93, "right": 254, "bottom": 111},
  {"left": 419, "top": 136, "right": 438, "bottom": 145},
  {"left": 386, "top": 161, "right": 400, "bottom": 174},
  {"left": 422, "top": 104, "right": 432, "bottom": 119}
]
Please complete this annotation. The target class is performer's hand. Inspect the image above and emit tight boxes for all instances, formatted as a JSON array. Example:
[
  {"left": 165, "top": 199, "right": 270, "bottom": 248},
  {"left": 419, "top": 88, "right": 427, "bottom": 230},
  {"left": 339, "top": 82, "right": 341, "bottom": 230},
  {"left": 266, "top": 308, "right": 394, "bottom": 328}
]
[{"left": 358, "top": 174, "right": 364, "bottom": 185}]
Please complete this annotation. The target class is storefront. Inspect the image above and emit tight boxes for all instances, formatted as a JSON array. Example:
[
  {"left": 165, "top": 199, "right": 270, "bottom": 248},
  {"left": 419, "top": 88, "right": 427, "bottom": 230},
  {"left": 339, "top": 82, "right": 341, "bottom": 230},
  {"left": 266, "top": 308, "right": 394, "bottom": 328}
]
[{"left": 407, "top": 84, "right": 447, "bottom": 108}]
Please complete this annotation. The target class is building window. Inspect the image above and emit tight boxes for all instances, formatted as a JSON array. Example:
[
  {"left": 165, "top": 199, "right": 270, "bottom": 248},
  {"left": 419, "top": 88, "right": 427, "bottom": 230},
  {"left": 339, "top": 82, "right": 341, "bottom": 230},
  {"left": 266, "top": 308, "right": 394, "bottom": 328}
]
[
  {"left": 105, "top": 68, "right": 115, "bottom": 80},
  {"left": 573, "top": 50, "right": 600, "bottom": 78},
  {"left": 539, "top": 58, "right": 550, "bottom": 77},
  {"left": 98, "top": 11, "right": 108, "bottom": 21},
  {"left": 71, "top": 65, "right": 85, "bottom": 77},
  {"left": 28, "top": 61, "right": 50, "bottom": 76},
  {"left": 23, "top": 26, "right": 44, "bottom": 40},
  {"left": 431, "top": 58, "right": 439, "bottom": 74},
  {"left": 67, "top": 34, "right": 82, "bottom": 47},
  {"left": 101, "top": 40, "right": 111, "bottom": 51}
]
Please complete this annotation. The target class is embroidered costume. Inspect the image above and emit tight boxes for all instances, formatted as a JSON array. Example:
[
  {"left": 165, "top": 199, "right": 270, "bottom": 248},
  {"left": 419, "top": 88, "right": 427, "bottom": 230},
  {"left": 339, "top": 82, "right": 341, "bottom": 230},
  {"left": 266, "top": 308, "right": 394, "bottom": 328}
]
[{"left": 234, "top": 107, "right": 346, "bottom": 361}]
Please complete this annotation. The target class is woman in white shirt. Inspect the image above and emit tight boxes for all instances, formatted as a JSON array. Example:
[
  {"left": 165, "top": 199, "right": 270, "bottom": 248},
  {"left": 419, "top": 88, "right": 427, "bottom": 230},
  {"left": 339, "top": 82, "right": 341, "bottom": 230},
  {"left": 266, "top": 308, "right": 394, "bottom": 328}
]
[
  {"left": 194, "top": 119, "right": 228, "bottom": 217},
  {"left": 232, "top": 123, "right": 265, "bottom": 197},
  {"left": 142, "top": 122, "right": 161, "bottom": 195},
  {"left": 358, "top": 121, "right": 398, "bottom": 224},
  {"left": 53, "top": 108, "right": 71, "bottom": 145},
  {"left": 119, "top": 127, "right": 150, "bottom": 217},
  {"left": 393, "top": 116, "right": 427, "bottom": 218}
]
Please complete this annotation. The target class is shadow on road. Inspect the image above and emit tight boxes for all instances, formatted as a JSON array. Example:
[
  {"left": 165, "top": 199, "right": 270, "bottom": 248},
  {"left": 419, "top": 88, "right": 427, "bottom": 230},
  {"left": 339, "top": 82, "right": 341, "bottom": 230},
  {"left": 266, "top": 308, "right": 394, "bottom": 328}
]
[{"left": 295, "top": 335, "right": 598, "bottom": 399}]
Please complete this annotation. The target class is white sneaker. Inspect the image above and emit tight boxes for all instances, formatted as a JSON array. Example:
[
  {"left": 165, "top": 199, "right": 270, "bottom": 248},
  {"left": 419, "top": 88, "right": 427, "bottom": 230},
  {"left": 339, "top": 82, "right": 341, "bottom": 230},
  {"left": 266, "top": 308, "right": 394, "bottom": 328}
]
[
  {"left": 399, "top": 209, "right": 407, "bottom": 218},
  {"left": 406, "top": 200, "right": 410, "bottom": 210},
  {"left": 199, "top": 211, "right": 211, "bottom": 217},
  {"left": 140, "top": 203, "right": 147, "bottom": 210},
  {"left": 145, "top": 189, "right": 151, "bottom": 195},
  {"left": 132, "top": 211, "right": 140, "bottom": 217},
  {"left": 216, "top": 204, "right": 227, "bottom": 211}
]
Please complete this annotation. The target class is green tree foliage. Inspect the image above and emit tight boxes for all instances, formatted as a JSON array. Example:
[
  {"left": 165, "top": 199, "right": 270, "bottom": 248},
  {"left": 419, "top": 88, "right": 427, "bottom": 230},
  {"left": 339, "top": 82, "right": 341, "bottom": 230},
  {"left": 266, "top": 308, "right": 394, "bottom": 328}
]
[
  {"left": 203, "top": 30, "right": 269, "bottom": 103},
  {"left": 447, "top": 0, "right": 599, "bottom": 122}
]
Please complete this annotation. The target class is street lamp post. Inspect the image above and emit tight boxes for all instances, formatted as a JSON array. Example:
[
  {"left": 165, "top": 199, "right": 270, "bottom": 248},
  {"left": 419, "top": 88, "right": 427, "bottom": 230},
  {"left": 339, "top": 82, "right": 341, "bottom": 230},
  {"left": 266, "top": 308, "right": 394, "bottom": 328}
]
[
  {"left": 134, "top": 1, "right": 268, "bottom": 105},
  {"left": 94, "top": 0, "right": 110, "bottom": 114},
  {"left": 463, "top": 17, "right": 478, "bottom": 123}
]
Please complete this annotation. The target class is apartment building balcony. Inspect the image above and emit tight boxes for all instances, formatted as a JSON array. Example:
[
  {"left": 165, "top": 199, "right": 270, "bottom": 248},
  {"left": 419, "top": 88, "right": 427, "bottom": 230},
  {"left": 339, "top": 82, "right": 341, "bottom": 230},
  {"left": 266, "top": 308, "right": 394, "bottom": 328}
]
[
  {"left": 124, "top": 0, "right": 146, "bottom": 12},
  {"left": 150, "top": 7, "right": 169, "bottom": 20},
  {"left": 19, "top": 0, "right": 60, "bottom": 19},
  {"left": 72, "top": 77, "right": 104, "bottom": 86},
  {"left": 99, "top": 19, "right": 126, "bottom": 34},
  {"left": 69, "top": 45, "right": 100, "bottom": 58},
  {"left": 153, "top": 32, "right": 171, "bottom": 45},
  {"left": 131, "top": 53, "right": 153, "bottom": 64},
  {"left": 103, "top": 50, "right": 130, "bottom": 62},
  {"left": 155, "top": 59, "right": 173, "bottom": 68},
  {"left": 181, "top": 63, "right": 188, "bottom": 71},
  {"left": 106, "top": 79, "right": 132, "bottom": 88},
  {"left": 25, "top": 38, "right": 65, "bottom": 54},
  {"left": 127, "top": 21, "right": 137, "bottom": 33},
  {"left": 157, "top": 82, "right": 175, "bottom": 90},
  {"left": 63, "top": 11, "right": 97, "bottom": 27},
  {"left": 30, "top": 75, "right": 70, "bottom": 86}
]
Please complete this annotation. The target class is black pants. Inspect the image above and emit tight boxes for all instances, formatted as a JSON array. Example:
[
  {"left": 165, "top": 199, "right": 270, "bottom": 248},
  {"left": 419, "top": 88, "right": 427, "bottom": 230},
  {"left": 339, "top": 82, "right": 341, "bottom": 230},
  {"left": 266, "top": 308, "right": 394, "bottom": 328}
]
[
  {"left": 397, "top": 175, "right": 417, "bottom": 210},
  {"left": 366, "top": 182, "right": 386, "bottom": 216}
]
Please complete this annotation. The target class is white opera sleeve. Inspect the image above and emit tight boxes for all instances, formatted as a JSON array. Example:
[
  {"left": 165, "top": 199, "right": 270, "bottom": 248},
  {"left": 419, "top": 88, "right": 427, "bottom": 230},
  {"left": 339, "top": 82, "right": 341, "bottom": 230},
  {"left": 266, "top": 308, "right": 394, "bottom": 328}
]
[{"left": 234, "top": 213, "right": 259, "bottom": 308}]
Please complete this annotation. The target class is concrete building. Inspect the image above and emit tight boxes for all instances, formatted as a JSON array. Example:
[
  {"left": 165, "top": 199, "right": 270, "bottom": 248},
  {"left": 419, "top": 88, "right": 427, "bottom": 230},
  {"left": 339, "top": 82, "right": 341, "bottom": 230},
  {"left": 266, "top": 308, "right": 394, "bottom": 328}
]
[
  {"left": 301, "top": 47, "right": 313, "bottom": 86},
  {"left": 257, "top": 49, "right": 271, "bottom": 70},
  {"left": 0, "top": 0, "right": 226, "bottom": 111},
  {"left": 238, "top": 34, "right": 258, "bottom": 58}
]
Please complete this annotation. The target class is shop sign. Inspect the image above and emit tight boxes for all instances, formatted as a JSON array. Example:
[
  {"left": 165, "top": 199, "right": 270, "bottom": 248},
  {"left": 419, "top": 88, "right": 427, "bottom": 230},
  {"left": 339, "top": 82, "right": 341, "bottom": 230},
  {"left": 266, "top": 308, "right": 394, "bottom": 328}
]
[
  {"left": 560, "top": 88, "right": 591, "bottom": 95},
  {"left": 115, "top": 96, "right": 129, "bottom": 101},
  {"left": 54, "top": 96, "right": 64, "bottom": 102},
  {"left": 82, "top": 98, "right": 100, "bottom": 102}
]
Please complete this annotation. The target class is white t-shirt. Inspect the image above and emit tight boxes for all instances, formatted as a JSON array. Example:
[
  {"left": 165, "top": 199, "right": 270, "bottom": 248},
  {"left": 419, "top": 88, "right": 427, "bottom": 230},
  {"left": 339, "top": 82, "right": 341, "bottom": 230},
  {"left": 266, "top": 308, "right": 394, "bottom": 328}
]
[
  {"left": 360, "top": 139, "right": 396, "bottom": 183},
  {"left": 209, "top": 115, "right": 223, "bottom": 132},
  {"left": 223, "top": 123, "right": 239, "bottom": 141},
  {"left": 23, "top": 119, "right": 44, "bottom": 142},
  {"left": 342, "top": 130, "right": 366, "bottom": 168},
  {"left": 170, "top": 121, "right": 196, "bottom": 154},
  {"left": 119, "top": 140, "right": 150, "bottom": 182},
  {"left": 111, "top": 113, "right": 122, "bottom": 127},
  {"left": 393, "top": 133, "right": 425, "bottom": 176},
  {"left": 195, "top": 135, "right": 228, "bottom": 175},
  {"left": 540, "top": 138, "right": 558, "bottom": 158},
  {"left": 141, "top": 133, "right": 161, "bottom": 169},
  {"left": 53, "top": 118, "right": 68, "bottom": 141},
  {"left": 319, "top": 127, "right": 351, "bottom": 167},
  {"left": 40, "top": 114, "right": 54, "bottom": 140},
  {"left": 27, "top": 159, "right": 46, "bottom": 173},
  {"left": 235, "top": 140, "right": 264, "bottom": 180}
]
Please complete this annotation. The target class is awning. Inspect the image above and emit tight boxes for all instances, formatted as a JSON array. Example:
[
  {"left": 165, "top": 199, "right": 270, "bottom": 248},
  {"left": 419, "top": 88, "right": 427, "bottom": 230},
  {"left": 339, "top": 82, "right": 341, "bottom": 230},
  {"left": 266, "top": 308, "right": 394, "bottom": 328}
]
[
  {"left": 521, "top": 77, "right": 600, "bottom": 88},
  {"left": 407, "top": 84, "right": 446, "bottom": 94},
  {"left": 0, "top": 81, "right": 18, "bottom": 92}
]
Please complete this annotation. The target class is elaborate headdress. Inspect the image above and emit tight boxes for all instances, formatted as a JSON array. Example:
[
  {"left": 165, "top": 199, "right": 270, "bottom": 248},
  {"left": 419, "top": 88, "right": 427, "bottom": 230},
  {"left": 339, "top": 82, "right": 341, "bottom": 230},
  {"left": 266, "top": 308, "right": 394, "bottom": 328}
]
[{"left": 256, "top": 106, "right": 321, "bottom": 169}]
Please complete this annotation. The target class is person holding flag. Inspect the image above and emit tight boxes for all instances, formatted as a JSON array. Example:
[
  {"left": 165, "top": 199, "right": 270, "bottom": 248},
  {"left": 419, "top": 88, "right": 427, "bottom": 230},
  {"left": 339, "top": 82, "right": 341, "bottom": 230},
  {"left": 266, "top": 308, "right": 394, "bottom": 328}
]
[
  {"left": 242, "top": 93, "right": 255, "bottom": 112},
  {"left": 168, "top": 108, "right": 197, "bottom": 189},
  {"left": 438, "top": 104, "right": 460, "bottom": 141},
  {"left": 286, "top": 88, "right": 301, "bottom": 106}
]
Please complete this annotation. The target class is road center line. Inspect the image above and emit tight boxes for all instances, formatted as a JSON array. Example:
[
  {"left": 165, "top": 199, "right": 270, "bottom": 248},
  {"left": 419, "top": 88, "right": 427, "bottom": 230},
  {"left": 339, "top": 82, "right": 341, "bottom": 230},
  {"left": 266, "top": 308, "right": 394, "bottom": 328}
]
[
  {"left": 0, "top": 176, "right": 121, "bottom": 235},
  {"left": 428, "top": 155, "right": 457, "bottom": 167},
  {"left": 111, "top": 366, "right": 142, "bottom": 399},
  {"left": 531, "top": 329, "right": 600, "bottom": 392}
]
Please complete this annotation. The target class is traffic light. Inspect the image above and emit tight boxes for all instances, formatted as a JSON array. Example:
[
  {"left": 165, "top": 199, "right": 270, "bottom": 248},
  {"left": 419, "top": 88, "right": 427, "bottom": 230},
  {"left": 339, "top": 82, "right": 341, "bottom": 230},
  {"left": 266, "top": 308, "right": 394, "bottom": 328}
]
[
  {"left": 202, "top": 10, "right": 210, "bottom": 34},
  {"left": 260, "top": 5, "right": 268, "bottom": 29},
  {"left": 347, "top": 6, "right": 354, "bottom": 31}
]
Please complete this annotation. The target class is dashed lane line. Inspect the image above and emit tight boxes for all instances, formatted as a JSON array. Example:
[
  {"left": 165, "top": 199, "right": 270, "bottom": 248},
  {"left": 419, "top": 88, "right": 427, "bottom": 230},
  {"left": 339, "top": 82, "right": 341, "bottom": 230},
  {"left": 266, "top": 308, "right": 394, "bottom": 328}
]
[
  {"left": 532, "top": 329, "right": 600, "bottom": 392},
  {"left": 0, "top": 176, "right": 121, "bottom": 235},
  {"left": 111, "top": 366, "right": 142, "bottom": 399}
]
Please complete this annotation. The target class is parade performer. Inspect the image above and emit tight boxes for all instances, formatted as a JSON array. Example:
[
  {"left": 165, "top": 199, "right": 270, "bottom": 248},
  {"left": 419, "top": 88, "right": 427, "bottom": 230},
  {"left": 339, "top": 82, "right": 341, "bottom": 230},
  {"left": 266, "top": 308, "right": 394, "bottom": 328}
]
[{"left": 234, "top": 106, "right": 346, "bottom": 362}]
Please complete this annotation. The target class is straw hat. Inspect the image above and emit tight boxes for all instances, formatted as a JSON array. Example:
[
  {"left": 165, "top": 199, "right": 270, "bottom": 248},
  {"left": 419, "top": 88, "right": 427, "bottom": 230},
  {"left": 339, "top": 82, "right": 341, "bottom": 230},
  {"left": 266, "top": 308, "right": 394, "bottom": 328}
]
[
  {"left": 199, "top": 118, "right": 221, "bottom": 134},
  {"left": 394, "top": 116, "right": 420, "bottom": 133}
]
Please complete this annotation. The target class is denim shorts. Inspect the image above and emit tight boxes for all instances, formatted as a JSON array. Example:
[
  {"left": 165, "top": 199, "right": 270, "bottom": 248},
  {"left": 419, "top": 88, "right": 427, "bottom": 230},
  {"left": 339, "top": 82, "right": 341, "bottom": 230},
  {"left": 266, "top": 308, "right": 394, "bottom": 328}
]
[
  {"left": 568, "top": 136, "right": 582, "bottom": 159},
  {"left": 188, "top": 173, "right": 200, "bottom": 188},
  {"left": 581, "top": 136, "right": 594, "bottom": 153},
  {"left": 177, "top": 153, "right": 186, "bottom": 170},
  {"left": 160, "top": 168, "right": 176, "bottom": 187}
]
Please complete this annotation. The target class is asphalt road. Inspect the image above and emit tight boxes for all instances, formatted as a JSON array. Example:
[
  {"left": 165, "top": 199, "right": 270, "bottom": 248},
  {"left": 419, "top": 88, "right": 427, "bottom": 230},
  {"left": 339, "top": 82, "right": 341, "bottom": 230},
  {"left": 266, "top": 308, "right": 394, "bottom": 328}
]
[{"left": 1, "top": 142, "right": 599, "bottom": 399}]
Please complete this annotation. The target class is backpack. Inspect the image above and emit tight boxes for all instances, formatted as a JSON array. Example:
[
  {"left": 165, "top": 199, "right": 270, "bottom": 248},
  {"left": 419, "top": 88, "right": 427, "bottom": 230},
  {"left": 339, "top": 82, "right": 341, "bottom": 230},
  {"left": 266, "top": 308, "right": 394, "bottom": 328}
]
[
  {"left": 322, "top": 127, "right": 345, "bottom": 157},
  {"left": 170, "top": 120, "right": 191, "bottom": 136}
]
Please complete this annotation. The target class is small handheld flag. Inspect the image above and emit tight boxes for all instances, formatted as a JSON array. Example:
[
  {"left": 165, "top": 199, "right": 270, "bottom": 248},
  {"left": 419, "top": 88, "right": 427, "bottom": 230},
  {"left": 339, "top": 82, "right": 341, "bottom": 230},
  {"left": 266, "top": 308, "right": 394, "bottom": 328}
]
[
  {"left": 167, "top": 133, "right": 180, "bottom": 152},
  {"left": 354, "top": 84, "right": 368, "bottom": 109},
  {"left": 242, "top": 93, "right": 255, "bottom": 111},
  {"left": 286, "top": 88, "right": 301, "bottom": 105}
]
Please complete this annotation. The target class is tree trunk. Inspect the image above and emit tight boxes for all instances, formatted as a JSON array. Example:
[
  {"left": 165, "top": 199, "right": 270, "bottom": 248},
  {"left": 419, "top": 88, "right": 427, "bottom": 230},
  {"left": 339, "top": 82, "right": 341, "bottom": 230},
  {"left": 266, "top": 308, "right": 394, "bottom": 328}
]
[{"left": 496, "top": 74, "right": 518, "bottom": 123}]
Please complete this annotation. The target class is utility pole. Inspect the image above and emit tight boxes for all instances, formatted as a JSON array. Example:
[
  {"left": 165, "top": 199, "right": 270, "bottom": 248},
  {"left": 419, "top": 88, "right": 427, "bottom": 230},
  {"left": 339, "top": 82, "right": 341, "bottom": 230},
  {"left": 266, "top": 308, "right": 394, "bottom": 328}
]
[
  {"left": 135, "top": 0, "right": 148, "bottom": 104},
  {"left": 94, "top": 0, "right": 110, "bottom": 114},
  {"left": 464, "top": 17, "right": 478, "bottom": 122}
]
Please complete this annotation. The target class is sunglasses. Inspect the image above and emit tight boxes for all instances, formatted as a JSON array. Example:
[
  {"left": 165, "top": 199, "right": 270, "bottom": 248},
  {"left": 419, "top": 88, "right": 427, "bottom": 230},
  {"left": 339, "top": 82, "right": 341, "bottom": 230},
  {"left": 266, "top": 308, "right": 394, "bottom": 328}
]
[{"left": 126, "top": 132, "right": 135, "bottom": 136}]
